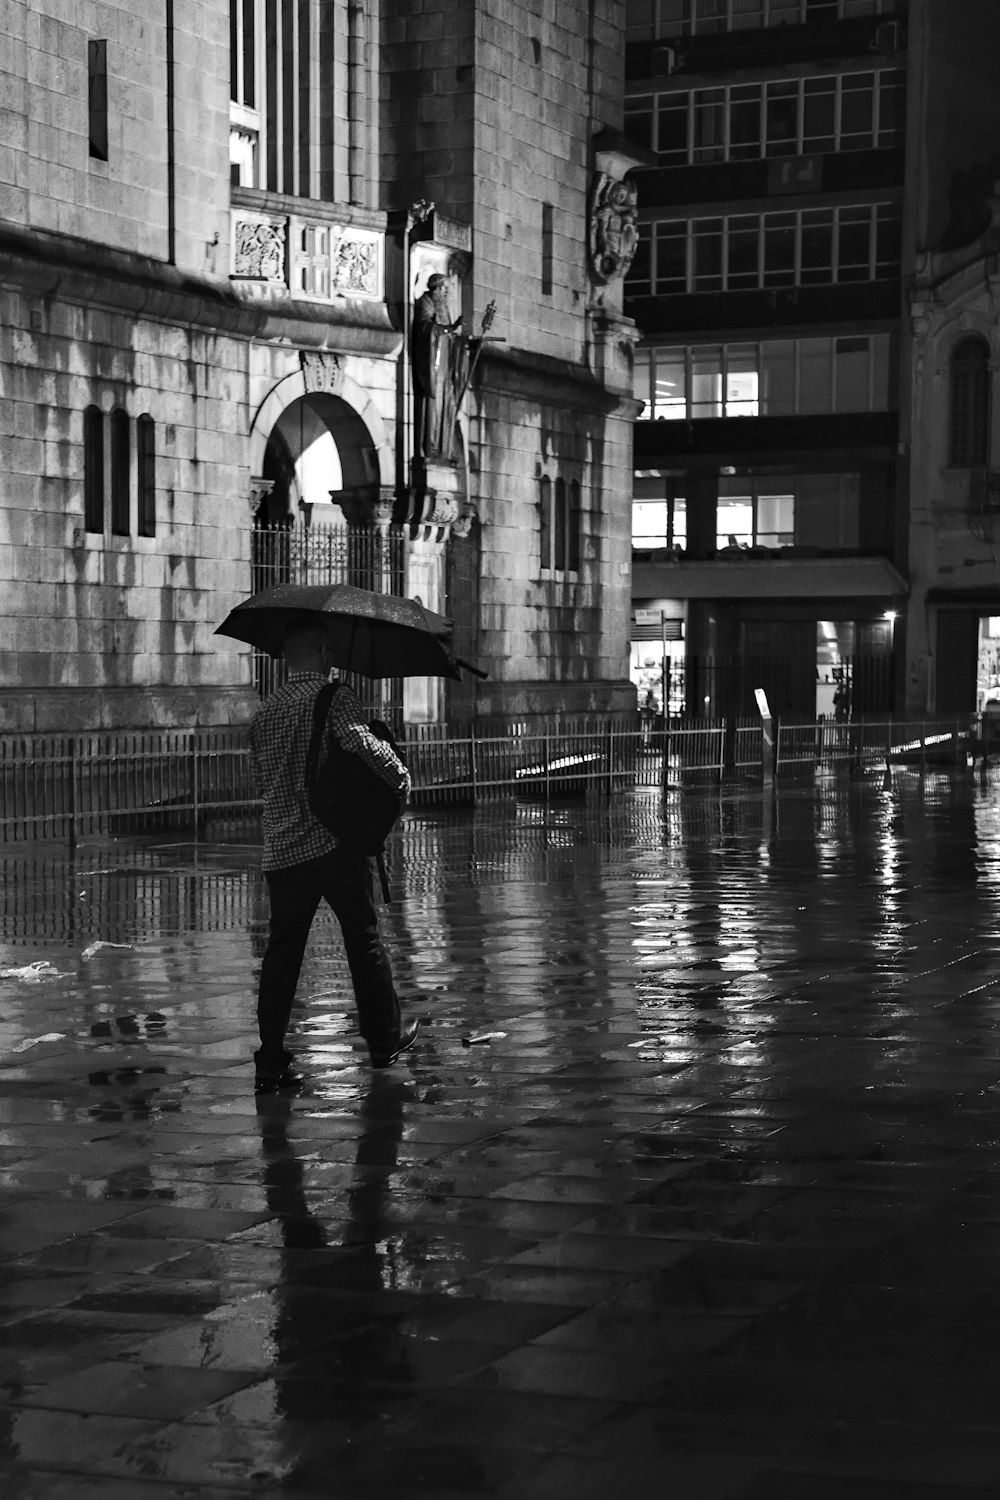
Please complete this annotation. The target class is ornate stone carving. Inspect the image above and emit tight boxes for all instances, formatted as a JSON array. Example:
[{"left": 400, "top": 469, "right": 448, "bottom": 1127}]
[
  {"left": 300, "top": 351, "right": 342, "bottom": 395},
  {"left": 233, "top": 217, "right": 285, "bottom": 282},
  {"left": 331, "top": 230, "right": 380, "bottom": 296},
  {"left": 588, "top": 173, "right": 639, "bottom": 284},
  {"left": 451, "top": 506, "right": 477, "bottom": 539},
  {"left": 248, "top": 477, "right": 274, "bottom": 520}
]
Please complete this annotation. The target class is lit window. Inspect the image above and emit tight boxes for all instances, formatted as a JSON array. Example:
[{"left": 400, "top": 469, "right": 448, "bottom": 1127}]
[{"left": 640, "top": 335, "right": 892, "bottom": 420}]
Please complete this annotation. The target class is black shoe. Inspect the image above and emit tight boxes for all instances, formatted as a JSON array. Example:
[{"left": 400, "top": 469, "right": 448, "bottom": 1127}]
[
  {"left": 253, "top": 1050, "right": 303, "bottom": 1094},
  {"left": 370, "top": 1019, "right": 420, "bottom": 1070}
]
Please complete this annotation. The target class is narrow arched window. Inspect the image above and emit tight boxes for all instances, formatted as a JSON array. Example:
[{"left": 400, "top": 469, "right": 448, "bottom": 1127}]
[
  {"left": 949, "top": 335, "right": 990, "bottom": 467},
  {"left": 554, "top": 478, "right": 567, "bottom": 571},
  {"left": 110, "top": 408, "right": 130, "bottom": 535},
  {"left": 539, "top": 476, "right": 552, "bottom": 573},
  {"left": 568, "top": 479, "right": 581, "bottom": 572},
  {"left": 83, "top": 405, "right": 104, "bottom": 533},
  {"left": 137, "top": 415, "right": 156, "bottom": 537}
]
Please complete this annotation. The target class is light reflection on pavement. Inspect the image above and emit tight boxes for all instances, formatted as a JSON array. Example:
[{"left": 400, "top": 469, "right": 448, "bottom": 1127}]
[{"left": 1, "top": 775, "right": 1000, "bottom": 1496}]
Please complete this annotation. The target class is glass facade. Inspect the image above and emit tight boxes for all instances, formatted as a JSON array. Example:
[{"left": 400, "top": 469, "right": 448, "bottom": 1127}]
[
  {"left": 625, "top": 70, "right": 905, "bottom": 163},
  {"left": 627, "top": 203, "right": 902, "bottom": 295},
  {"left": 634, "top": 334, "right": 892, "bottom": 419},
  {"left": 626, "top": 0, "right": 906, "bottom": 40}
]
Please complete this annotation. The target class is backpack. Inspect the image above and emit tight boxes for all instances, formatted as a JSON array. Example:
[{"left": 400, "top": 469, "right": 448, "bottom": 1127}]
[{"left": 304, "top": 683, "right": 406, "bottom": 868}]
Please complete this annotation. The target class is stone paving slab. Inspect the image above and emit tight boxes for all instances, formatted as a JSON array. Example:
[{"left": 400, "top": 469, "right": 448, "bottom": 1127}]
[{"left": 0, "top": 778, "right": 1000, "bottom": 1494}]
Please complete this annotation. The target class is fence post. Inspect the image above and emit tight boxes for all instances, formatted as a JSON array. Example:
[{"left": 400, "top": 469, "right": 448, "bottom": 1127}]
[
  {"left": 468, "top": 728, "right": 477, "bottom": 805},
  {"left": 191, "top": 732, "right": 200, "bottom": 841},
  {"left": 67, "top": 737, "right": 77, "bottom": 854},
  {"left": 544, "top": 728, "right": 550, "bottom": 803},
  {"left": 605, "top": 720, "right": 614, "bottom": 797}
]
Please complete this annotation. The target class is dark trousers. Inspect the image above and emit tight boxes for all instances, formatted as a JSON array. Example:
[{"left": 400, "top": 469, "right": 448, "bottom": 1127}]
[{"left": 257, "top": 847, "right": 400, "bottom": 1066}]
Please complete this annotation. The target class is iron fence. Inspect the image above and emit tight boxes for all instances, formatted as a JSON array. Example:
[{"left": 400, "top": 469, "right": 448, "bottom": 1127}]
[
  {"left": 250, "top": 521, "right": 405, "bottom": 717},
  {"left": 0, "top": 712, "right": 982, "bottom": 845}
]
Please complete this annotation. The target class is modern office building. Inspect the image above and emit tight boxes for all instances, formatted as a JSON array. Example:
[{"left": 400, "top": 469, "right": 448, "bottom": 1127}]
[
  {"left": 623, "top": 0, "right": 1000, "bottom": 720},
  {"left": 0, "top": 1, "right": 638, "bottom": 733}
]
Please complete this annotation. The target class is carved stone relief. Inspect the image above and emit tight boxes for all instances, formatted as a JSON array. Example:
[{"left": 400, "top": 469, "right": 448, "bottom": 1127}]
[
  {"left": 588, "top": 173, "right": 639, "bottom": 284},
  {"left": 233, "top": 218, "right": 285, "bottom": 282},
  {"left": 300, "top": 351, "right": 343, "bottom": 395}
]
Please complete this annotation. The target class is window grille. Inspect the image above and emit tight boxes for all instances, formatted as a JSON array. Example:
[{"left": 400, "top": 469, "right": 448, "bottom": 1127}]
[{"left": 539, "top": 474, "right": 583, "bottom": 574}]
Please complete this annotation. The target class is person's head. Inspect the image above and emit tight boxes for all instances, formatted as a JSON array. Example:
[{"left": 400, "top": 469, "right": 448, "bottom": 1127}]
[
  {"left": 281, "top": 620, "right": 334, "bottom": 674},
  {"left": 427, "top": 272, "right": 451, "bottom": 313}
]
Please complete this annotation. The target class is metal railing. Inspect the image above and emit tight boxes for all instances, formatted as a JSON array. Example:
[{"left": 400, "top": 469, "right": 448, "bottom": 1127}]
[
  {"left": 0, "top": 713, "right": 980, "bottom": 845},
  {"left": 250, "top": 521, "right": 405, "bottom": 712}
]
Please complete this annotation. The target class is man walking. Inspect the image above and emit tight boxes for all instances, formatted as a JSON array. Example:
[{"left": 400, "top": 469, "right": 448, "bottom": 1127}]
[{"left": 249, "top": 621, "right": 417, "bottom": 1093}]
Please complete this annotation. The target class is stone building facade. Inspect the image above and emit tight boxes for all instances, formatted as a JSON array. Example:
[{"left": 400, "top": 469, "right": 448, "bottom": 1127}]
[
  {"left": 0, "top": 0, "right": 639, "bottom": 733},
  {"left": 906, "top": 200, "right": 1000, "bottom": 715}
]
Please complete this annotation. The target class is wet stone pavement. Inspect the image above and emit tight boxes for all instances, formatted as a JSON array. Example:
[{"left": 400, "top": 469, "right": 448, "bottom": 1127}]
[{"left": 1, "top": 773, "right": 1000, "bottom": 1497}]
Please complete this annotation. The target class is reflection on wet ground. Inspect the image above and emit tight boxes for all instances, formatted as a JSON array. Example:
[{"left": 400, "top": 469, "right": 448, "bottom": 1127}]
[{"left": 2, "top": 773, "right": 1000, "bottom": 1495}]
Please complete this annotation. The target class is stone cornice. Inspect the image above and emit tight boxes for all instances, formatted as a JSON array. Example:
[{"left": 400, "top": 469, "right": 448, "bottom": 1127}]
[
  {"left": 0, "top": 221, "right": 402, "bottom": 355},
  {"left": 475, "top": 344, "right": 642, "bottom": 420}
]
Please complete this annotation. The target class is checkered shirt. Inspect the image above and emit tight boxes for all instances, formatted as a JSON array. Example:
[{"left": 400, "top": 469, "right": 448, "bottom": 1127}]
[{"left": 250, "top": 674, "right": 411, "bottom": 872}]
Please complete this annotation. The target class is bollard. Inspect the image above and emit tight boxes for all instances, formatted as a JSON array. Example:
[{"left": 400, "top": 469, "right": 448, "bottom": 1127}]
[{"left": 755, "top": 688, "right": 775, "bottom": 792}]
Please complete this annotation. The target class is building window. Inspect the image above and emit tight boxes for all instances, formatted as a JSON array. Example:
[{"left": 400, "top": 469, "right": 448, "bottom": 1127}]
[
  {"left": 230, "top": 0, "right": 365, "bottom": 200},
  {"left": 540, "top": 474, "right": 582, "bottom": 574},
  {"left": 628, "top": 70, "right": 905, "bottom": 165},
  {"left": 628, "top": 203, "right": 901, "bottom": 296},
  {"left": 84, "top": 406, "right": 104, "bottom": 533},
  {"left": 541, "top": 203, "right": 554, "bottom": 296},
  {"left": 110, "top": 408, "right": 130, "bottom": 536},
  {"left": 88, "top": 40, "right": 109, "bottom": 162},
  {"left": 634, "top": 334, "right": 891, "bottom": 420},
  {"left": 625, "top": 0, "right": 904, "bottom": 39},
  {"left": 633, "top": 472, "right": 861, "bottom": 553},
  {"left": 949, "top": 336, "right": 990, "bottom": 468},
  {"left": 137, "top": 415, "right": 156, "bottom": 538}
]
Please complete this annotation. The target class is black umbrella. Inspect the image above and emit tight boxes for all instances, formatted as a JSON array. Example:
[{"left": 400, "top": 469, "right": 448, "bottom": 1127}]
[{"left": 215, "top": 582, "right": 477, "bottom": 680}]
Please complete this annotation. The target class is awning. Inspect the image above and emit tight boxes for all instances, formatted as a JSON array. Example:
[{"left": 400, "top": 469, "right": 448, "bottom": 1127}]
[{"left": 631, "top": 554, "right": 908, "bottom": 601}]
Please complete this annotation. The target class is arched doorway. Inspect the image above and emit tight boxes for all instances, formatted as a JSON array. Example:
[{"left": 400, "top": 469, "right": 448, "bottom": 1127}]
[
  {"left": 251, "top": 391, "right": 404, "bottom": 716},
  {"left": 257, "top": 391, "right": 379, "bottom": 525}
]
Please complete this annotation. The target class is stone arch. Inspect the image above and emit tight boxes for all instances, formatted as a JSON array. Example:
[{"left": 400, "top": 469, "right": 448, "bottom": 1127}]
[{"left": 249, "top": 361, "right": 394, "bottom": 489}]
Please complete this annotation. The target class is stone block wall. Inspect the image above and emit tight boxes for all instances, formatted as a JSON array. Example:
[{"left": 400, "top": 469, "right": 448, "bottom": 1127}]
[
  {"left": 0, "top": 282, "right": 257, "bottom": 731},
  {"left": 1, "top": 0, "right": 230, "bottom": 272},
  {"left": 472, "top": 354, "right": 635, "bottom": 719}
]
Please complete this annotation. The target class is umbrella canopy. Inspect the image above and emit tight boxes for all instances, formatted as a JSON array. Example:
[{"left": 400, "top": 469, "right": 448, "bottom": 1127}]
[{"left": 215, "top": 582, "right": 464, "bottom": 680}]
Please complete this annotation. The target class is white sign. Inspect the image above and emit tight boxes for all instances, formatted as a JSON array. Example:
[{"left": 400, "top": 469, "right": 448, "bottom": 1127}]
[{"left": 754, "top": 688, "right": 771, "bottom": 718}]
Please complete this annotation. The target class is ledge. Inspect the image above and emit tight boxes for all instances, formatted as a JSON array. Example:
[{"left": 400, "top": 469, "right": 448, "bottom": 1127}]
[
  {"left": 0, "top": 222, "right": 400, "bottom": 353},
  {"left": 632, "top": 553, "right": 909, "bottom": 600}
]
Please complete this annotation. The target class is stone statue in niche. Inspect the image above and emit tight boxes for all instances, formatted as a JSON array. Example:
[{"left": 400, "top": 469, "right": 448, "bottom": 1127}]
[
  {"left": 588, "top": 173, "right": 639, "bottom": 284},
  {"left": 411, "top": 273, "right": 467, "bottom": 462}
]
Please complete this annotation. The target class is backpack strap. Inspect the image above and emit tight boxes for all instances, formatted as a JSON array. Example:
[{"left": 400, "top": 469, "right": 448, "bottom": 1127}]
[{"left": 304, "top": 681, "right": 340, "bottom": 790}]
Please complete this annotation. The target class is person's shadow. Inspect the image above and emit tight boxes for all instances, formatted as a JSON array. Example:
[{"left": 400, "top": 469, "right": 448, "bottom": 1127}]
[{"left": 253, "top": 1074, "right": 418, "bottom": 1448}]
